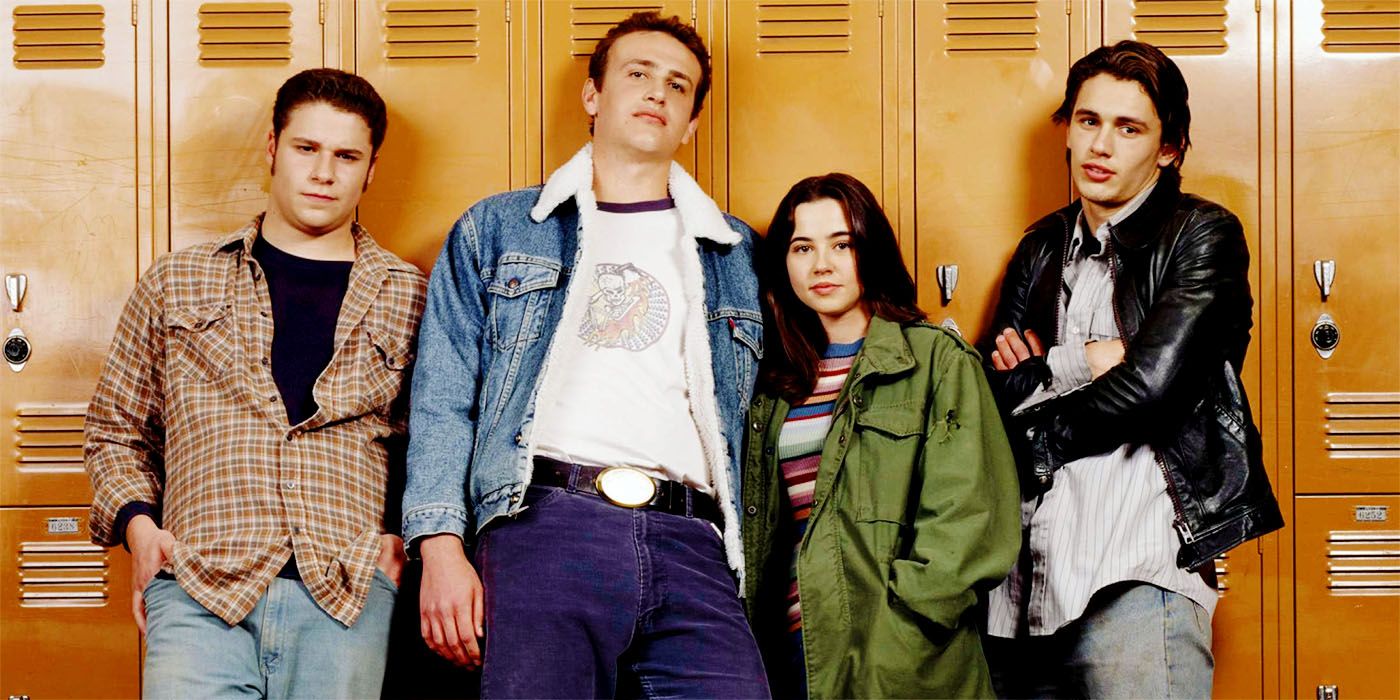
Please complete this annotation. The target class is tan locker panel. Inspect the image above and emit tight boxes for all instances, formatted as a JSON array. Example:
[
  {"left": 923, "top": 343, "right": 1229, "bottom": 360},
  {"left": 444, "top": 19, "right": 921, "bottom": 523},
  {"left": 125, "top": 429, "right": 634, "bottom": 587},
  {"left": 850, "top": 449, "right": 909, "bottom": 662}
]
[
  {"left": 722, "top": 0, "right": 884, "bottom": 231},
  {"left": 354, "top": 0, "right": 512, "bottom": 271},
  {"left": 168, "top": 0, "right": 326, "bottom": 251},
  {"left": 1, "top": 0, "right": 138, "bottom": 506},
  {"left": 1292, "top": 0, "right": 1400, "bottom": 494},
  {"left": 1295, "top": 495, "right": 1400, "bottom": 699},
  {"left": 1103, "top": 3, "right": 1267, "bottom": 695},
  {"left": 913, "top": 0, "right": 1071, "bottom": 341},
  {"left": 540, "top": 0, "right": 697, "bottom": 179},
  {"left": 0, "top": 508, "right": 139, "bottom": 698}
]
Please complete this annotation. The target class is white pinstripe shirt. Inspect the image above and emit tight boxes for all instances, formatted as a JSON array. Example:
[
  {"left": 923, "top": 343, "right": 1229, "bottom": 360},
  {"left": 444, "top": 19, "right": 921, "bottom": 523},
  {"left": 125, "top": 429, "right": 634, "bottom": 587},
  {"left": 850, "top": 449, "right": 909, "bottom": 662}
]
[{"left": 986, "top": 183, "right": 1217, "bottom": 637}]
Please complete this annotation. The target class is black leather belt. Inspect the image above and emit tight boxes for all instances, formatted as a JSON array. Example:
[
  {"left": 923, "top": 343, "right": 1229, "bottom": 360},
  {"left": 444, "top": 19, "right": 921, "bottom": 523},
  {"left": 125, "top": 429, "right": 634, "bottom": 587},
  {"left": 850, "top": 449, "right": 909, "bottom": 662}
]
[{"left": 532, "top": 457, "right": 723, "bottom": 526}]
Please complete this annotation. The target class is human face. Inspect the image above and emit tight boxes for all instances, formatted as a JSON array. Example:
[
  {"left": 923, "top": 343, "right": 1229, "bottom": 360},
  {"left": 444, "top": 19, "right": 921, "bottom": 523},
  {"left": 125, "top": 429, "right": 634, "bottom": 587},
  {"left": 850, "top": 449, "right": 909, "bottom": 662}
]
[
  {"left": 264, "top": 101, "right": 377, "bottom": 238},
  {"left": 583, "top": 31, "right": 701, "bottom": 161},
  {"left": 787, "top": 198, "right": 869, "bottom": 341},
  {"left": 1066, "top": 74, "right": 1178, "bottom": 228}
]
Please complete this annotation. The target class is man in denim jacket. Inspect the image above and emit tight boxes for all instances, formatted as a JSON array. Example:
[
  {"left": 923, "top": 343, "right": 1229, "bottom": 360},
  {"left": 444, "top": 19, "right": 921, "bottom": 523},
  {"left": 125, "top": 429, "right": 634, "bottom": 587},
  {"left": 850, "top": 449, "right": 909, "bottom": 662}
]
[{"left": 401, "top": 11, "right": 769, "bottom": 698}]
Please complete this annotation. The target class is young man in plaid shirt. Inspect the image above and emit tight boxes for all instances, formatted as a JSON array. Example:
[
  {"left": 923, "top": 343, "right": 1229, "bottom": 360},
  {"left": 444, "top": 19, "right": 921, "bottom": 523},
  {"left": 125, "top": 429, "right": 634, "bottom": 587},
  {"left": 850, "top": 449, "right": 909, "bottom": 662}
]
[{"left": 84, "top": 69, "right": 426, "bottom": 698}]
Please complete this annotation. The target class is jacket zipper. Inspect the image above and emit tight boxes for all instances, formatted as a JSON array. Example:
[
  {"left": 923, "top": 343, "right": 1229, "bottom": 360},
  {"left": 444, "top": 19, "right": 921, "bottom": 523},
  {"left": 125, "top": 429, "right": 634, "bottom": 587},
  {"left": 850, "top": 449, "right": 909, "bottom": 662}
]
[
  {"left": 1034, "top": 216, "right": 1074, "bottom": 489},
  {"left": 1104, "top": 236, "right": 1193, "bottom": 544}
]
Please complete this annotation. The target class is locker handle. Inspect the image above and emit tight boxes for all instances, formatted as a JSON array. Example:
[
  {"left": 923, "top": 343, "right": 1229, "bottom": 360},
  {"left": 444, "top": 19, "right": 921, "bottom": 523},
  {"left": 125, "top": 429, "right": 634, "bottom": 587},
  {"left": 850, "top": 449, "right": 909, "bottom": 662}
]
[{"left": 1313, "top": 259, "right": 1336, "bottom": 301}]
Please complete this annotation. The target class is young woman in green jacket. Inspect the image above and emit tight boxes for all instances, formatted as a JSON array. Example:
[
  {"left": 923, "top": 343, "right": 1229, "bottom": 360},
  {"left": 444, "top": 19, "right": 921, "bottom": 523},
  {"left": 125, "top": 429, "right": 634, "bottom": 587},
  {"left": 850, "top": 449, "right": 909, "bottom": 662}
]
[{"left": 742, "top": 173, "right": 1021, "bottom": 699}]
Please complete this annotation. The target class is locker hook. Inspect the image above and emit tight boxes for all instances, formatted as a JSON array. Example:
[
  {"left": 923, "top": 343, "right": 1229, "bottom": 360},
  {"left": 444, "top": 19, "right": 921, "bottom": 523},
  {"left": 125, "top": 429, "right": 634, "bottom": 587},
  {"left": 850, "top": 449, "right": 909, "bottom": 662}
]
[
  {"left": 936, "top": 264, "right": 959, "bottom": 306},
  {"left": 1313, "top": 260, "right": 1335, "bottom": 302},
  {"left": 5, "top": 273, "right": 26, "bottom": 312}
]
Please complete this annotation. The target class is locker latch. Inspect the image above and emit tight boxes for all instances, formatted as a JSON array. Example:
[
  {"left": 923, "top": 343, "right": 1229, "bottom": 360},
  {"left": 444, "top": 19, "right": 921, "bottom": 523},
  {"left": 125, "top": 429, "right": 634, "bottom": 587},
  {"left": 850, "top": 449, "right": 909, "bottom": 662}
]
[
  {"left": 1313, "top": 259, "right": 1336, "bottom": 301},
  {"left": 1317, "top": 685, "right": 1339, "bottom": 700},
  {"left": 936, "top": 264, "right": 958, "bottom": 306},
  {"left": 5, "top": 273, "right": 25, "bottom": 311}
]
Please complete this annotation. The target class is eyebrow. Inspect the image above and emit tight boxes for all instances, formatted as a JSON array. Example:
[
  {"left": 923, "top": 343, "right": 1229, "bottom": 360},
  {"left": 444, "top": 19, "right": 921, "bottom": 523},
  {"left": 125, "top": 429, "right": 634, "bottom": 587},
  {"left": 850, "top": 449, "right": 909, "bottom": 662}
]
[
  {"left": 622, "top": 58, "right": 695, "bottom": 86},
  {"left": 1073, "top": 108, "right": 1151, "bottom": 130},
  {"left": 289, "top": 136, "right": 366, "bottom": 157}
]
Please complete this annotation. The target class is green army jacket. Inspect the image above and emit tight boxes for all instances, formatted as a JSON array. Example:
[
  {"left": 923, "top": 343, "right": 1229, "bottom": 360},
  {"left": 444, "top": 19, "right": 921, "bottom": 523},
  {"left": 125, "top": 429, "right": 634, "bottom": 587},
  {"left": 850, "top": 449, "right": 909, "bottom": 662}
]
[{"left": 742, "top": 316, "right": 1021, "bottom": 699}]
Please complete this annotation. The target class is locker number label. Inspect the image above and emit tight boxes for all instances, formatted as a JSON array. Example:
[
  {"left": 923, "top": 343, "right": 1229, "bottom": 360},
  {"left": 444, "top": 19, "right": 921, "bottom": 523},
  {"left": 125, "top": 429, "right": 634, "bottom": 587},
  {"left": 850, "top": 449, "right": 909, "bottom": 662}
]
[
  {"left": 46, "top": 517, "right": 80, "bottom": 534},
  {"left": 1354, "top": 506, "right": 1389, "bottom": 523}
]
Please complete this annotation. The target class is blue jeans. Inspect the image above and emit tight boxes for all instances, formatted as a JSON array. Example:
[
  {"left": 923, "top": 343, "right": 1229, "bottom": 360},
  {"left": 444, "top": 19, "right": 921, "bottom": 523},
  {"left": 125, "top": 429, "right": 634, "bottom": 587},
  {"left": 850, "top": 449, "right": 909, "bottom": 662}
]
[
  {"left": 141, "top": 571, "right": 397, "bottom": 699},
  {"left": 986, "top": 581, "right": 1213, "bottom": 699},
  {"left": 476, "top": 484, "right": 771, "bottom": 699}
]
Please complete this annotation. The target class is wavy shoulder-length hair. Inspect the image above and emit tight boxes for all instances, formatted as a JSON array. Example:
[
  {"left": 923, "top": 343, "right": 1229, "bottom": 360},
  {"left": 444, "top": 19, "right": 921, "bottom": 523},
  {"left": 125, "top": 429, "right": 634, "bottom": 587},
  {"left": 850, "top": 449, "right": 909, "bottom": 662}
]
[{"left": 758, "top": 173, "right": 925, "bottom": 403}]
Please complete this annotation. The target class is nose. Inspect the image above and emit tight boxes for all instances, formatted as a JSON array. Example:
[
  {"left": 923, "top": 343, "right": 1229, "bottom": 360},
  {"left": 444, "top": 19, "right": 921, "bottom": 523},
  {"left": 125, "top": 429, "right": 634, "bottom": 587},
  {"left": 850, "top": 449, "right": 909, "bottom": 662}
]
[
  {"left": 1089, "top": 124, "right": 1112, "bottom": 156},
  {"left": 812, "top": 247, "right": 834, "bottom": 274},
  {"left": 310, "top": 151, "right": 335, "bottom": 184},
  {"left": 645, "top": 77, "right": 666, "bottom": 104}
]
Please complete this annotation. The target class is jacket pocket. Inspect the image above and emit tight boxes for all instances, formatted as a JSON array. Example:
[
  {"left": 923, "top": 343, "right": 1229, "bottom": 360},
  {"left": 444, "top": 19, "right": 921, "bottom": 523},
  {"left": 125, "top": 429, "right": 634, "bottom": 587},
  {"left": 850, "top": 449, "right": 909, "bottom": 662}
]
[
  {"left": 361, "top": 322, "right": 416, "bottom": 414},
  {"left": 165, "top": 302, "right": 237, "bottom": 382},
  {"left": 849, "top": 405, "right": 923, "bottom": 564},
  {"left": 486, "top": 256, "right": 561, "bottom": 350}
]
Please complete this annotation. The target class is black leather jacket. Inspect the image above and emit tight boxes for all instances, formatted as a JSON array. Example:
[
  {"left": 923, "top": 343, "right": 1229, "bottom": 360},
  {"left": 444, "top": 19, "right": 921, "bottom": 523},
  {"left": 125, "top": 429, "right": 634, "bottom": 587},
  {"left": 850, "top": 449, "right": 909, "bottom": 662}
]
[{"left": 980, "top": 172, "right": 1283, "bottom": 571}]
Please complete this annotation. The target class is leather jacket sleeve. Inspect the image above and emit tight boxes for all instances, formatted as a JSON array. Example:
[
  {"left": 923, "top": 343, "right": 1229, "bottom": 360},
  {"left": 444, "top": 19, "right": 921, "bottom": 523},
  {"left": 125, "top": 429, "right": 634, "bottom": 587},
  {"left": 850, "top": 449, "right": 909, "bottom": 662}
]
[
  {"left": 1030, "top": 208, "right": 1253, "bottom": 469},
  {"left": 979, "top": 231, "right": 1054, "bottom": 414}
]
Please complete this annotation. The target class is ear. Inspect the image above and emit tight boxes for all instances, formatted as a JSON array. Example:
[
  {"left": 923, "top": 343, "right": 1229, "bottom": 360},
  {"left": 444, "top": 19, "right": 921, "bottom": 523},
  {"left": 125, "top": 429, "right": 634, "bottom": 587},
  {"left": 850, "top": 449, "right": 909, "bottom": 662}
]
[
  {"left": 1157, "top": 143, "right": 1179, "bottom": 169},
  {"left": 266, "top": 129, "right": 277, "bottom": 167},
  {"left": 680, "top": 115, "right": 700, "bottom": 146},
  {"left": 582, "top": 77, "right": 600, "bottom": 118},
  {"left": 365, "top": 155, "right": 378, "bottom": 190}
]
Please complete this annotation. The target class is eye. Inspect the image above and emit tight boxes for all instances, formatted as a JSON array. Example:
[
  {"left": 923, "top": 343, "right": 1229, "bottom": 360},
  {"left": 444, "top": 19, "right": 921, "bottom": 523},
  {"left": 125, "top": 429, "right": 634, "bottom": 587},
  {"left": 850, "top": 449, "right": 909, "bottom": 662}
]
[
  {"left": 337, "top": 153, "right": 360, "bottom": 161},
  {"left": 669, "top": 80, "right": 687, "bottom": 94},
  {"left": 1120, "top": 125, "right": 1140, "bottom": 136},
  {"left": 834, "top": 241, "right": 852, "bottom": 250},
  {"left": 629, "top": 70, "right": 646, "bottom": 79},
  {"left": 790, "top": 243, "right": 813, "bottom": 254},
  {"left": 1077, "top": 116, "right": 1097, "bottom": 127},
  {"left": 296, "top": 144, "right": 315, "bottom": 153}
]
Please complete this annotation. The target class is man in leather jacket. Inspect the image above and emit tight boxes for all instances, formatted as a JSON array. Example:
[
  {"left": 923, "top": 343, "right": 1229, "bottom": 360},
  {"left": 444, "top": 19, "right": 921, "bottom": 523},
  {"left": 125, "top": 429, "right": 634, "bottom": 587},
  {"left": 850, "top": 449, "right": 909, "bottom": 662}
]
[{"left": 978, "top": 41, "right": 1283, "bottom": 697}]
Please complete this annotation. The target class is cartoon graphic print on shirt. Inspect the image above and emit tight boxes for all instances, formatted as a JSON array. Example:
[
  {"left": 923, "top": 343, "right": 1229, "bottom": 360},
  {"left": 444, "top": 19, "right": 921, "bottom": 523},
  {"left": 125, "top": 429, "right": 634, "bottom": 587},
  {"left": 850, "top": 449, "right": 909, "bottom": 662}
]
[{"left": 579, "top": 262, "right": 670, "bottom": 351}]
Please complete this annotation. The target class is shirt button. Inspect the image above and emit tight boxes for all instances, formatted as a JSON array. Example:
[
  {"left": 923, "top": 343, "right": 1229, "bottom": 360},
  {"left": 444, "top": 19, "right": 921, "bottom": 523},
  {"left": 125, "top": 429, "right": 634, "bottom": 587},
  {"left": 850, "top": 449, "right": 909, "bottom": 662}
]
[
  {"left": 838, "top": 434, "right": 847, "bottom": 446},
  {"left": 283, "top": 480, "right": 297, "bottom": 490},
  {"left": 507, "top": 278, "right": 520, "bottom": 289},
  {"left": 764, "top": 447, "right": 774, "bottom": 456},
  {"left": 261, "top": 357, "right": 270, "bottom": 366},
  {"left": 260, "top": 310, "right": 269, "bottom": 318},
  {"left": 746, "top": 505, "right": 758, "bottom": 516},
  {"left": 292, "top": 526, "right": 301, "bottom": 534},
  {"left": 509, "top": 493, "right": 520, "bottom": 504},
  {"left": 269, "top": 395, "right": 278, "bottom": 403},
  {"left": 514, "top": 432, "right": 523, "bottom": 445},
  {"left": 752, "top": 421, "right": 762, "bottom": 431},
  {"left": 853, "top": 396, "right": 864, "bottom": 408}
]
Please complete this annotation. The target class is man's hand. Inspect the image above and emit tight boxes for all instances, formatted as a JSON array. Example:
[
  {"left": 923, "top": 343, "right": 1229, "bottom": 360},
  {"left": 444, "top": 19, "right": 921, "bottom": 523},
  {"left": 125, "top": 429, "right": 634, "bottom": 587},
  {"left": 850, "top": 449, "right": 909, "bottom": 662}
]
[
  {"left": 377, "top": 534, "right": 407, "bottom": 588},
  {"left": 1086, "top": 339, "right": 1126, "bottom": 379},
  {"left": 991, "top": 327, "right": 1045, "bottom": 371},
  {"left": 418, "top": 534, "right": 485, "bottom": 669},
  {"left": 126, "top": 514, "right": 176, "bottom": 635}
]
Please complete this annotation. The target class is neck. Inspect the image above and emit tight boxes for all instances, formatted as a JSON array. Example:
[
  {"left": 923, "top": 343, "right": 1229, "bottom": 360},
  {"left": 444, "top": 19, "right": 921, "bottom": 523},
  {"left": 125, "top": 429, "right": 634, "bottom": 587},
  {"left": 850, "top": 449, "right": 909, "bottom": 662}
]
[
  {"left": 260, "top": 212, "right": 357, "bottom": 261},
  {"left": 822, "top": 307, "right": 871, "bottom": 345},
  {"left": 1081, "top": 171, "right": 1161, "bottom": 233},
  {"left": 592, "top": 143, "right": 672, "bottom": 203}
]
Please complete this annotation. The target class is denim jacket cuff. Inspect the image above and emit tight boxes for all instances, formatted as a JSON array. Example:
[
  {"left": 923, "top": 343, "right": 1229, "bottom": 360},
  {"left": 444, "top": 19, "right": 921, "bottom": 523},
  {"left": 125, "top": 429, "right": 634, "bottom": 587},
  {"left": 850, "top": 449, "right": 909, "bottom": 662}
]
[{"left": 402, "top": 505, "right": 472, "bottom": 556}]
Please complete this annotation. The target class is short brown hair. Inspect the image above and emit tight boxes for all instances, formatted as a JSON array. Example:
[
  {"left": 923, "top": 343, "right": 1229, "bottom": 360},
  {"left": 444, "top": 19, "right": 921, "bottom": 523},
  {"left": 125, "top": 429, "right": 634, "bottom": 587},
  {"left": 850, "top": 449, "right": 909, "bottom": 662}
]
[
  {"left": 273, "top": 68, "right": 387, "bottom": 155},
  {"left": 1053, "top": 40, "right": 1191, "bottom": 172},
  {"left": 587, "top": 11, "right": 712, "bottom": 123}
]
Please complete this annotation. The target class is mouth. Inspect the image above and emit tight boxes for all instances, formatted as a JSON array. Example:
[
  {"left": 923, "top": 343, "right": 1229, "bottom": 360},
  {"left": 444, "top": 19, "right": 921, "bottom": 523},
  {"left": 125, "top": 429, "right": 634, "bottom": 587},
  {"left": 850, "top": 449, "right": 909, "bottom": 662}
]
[
  {"left": 809, "top": 283, "right": 841, "bottom": 295},
  {"left": 1081, "top": 163, "right": 1115, "bottom": 183},
  {"left": 634, "top": 110, "right": 668, "bottom": 127},
  {"left": 302, "top": 193, "right": 336, "bottom": 203}
]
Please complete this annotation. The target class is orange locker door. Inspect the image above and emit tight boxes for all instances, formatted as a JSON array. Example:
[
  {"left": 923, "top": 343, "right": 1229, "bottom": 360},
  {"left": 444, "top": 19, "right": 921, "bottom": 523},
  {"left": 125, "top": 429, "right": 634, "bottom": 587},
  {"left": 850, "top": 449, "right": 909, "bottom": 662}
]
[
  {"left": 720, "top": 0, "right": 886, "bottom": 231},
  {"left": 167, "top": 0, "right": 327, "bottom": 251},
  {"left": 1291, "top": 0, "right": 1400, "bottom": 496},
  {"left": 0, "top": 0, "right": 140, "bottom": 508},
  {"left": 540, "top": 0, "right": 700, "bottom": 180},
  {"left": 0, "top": 508, "right": 139, "bottom": 698},
  {"left": 912, "top": 0, "right": 1071, "bottom": 340},
  {"left": 1295, "top": 496, "right": 1400, "bottom": 698},
  {"left": 1104, "top": 2, "right": 1268, "bottom": 696},
  {"left": 353, "top": 0, "right": 513, "bottom": 271}
]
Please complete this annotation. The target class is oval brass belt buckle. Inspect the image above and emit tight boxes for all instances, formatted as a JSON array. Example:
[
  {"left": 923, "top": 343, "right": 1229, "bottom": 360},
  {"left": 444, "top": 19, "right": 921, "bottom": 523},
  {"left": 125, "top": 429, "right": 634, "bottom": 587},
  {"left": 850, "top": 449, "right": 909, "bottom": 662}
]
[{"left": 594, "top": 467, "right": 657, "bottom": 508}]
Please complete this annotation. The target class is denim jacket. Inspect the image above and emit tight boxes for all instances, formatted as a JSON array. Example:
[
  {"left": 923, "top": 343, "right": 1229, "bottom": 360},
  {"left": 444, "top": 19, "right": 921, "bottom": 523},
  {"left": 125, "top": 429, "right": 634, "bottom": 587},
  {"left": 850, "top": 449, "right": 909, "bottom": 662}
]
[{"left": 402, "top": 144, "right": 763, "bottom": 574}]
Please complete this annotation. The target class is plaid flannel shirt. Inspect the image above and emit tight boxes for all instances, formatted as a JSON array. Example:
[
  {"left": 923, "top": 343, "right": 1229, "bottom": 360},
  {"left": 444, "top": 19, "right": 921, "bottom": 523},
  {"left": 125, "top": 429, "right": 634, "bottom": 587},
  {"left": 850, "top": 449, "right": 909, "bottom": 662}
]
[{"left": 85, "top": 216, "right": 426, "bottom": 625}]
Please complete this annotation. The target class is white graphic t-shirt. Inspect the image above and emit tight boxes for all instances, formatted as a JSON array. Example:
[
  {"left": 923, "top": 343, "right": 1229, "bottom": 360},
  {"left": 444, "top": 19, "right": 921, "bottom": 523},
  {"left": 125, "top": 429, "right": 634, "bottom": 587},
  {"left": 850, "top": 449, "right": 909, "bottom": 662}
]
[{"left": 531, "top": 198, "right": 710, "bottom": 493}]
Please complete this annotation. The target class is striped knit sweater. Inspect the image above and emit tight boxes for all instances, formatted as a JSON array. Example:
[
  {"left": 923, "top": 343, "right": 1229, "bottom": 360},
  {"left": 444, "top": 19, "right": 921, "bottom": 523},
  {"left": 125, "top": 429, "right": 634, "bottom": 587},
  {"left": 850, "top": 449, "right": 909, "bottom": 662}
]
[{"left": 777, "top": 338, "right": 863, "bottom": 636}]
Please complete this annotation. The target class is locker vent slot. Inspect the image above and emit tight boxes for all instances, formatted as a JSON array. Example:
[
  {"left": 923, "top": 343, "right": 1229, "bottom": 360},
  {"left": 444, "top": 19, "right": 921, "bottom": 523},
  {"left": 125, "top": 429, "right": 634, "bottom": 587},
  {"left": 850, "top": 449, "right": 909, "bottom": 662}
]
[
  {"left": 14, "top": 404, "right": 87, "bottom": 475},
  {"left": 944, "top": 0, "right": 1039, "bottom": 55},
  {"left": 1324, "top": 392, "right": 1400, "bottom": 457},
  {"left": 1322, "top": 0, "right": 1400, "bottom": 53},
  {"left": 1214, "top": 554, "right": 1230, "bottom": 593},
  {"left": 569, "top": 2, "right": 666, "bottom": 57},
  {"left": 1327, "top": 530, "right": 1400, "bottom": 594},
  {"left": 197, "top": 2, "right": 293, "bottom": 63},
  {"left": 384, "top": 1, "right": 479, "bottom": 60},
  {"left": 756, "top": 0, "right": 851, "bottom": 55},
  {"left": 1132, "top": 0, "right": 1229, "bottom": 55},
  {"left": 18, "top": 540, "right": 110, "bottom": 608},
  {"left": 12, "top": 4, "right": 104, "bottom": 69}
]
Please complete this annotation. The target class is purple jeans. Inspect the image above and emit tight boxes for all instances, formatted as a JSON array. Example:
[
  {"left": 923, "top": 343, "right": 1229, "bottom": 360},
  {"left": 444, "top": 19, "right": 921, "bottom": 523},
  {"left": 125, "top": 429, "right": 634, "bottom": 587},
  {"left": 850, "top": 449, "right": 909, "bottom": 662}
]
[{"left": 475, "top": 482, "right": 770, "bottom": 699}]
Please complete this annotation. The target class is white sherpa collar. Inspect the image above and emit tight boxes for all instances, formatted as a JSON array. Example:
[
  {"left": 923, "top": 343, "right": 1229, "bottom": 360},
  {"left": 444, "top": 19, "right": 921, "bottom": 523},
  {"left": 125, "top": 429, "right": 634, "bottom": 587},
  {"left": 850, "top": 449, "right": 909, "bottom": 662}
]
[{"left": 529, "top": 143, "right": 741, "bottom": 246}]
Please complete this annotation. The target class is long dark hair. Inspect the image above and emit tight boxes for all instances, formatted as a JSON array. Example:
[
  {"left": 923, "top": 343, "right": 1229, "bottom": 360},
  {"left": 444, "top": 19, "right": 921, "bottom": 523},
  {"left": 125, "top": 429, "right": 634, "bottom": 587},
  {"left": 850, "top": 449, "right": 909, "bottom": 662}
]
[{"left": 759, "top": 173, "right": 925, "bottom": 403}]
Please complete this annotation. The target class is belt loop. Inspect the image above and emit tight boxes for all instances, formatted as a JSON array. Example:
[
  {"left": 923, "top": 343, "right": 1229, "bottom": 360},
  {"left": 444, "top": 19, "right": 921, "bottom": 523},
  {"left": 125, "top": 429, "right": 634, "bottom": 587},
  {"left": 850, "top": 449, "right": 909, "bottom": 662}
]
[{"left": 567, "top": 463, "right": 581, "bottom": 493}]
